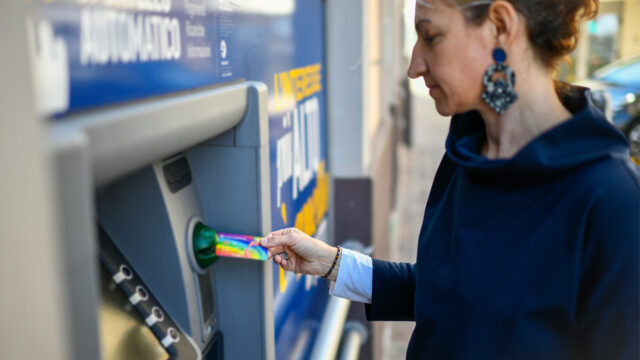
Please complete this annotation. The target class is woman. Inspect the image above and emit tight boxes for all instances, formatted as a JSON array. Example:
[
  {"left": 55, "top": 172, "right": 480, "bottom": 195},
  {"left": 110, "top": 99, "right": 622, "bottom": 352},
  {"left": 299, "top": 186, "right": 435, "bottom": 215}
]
[{"left": 260, "top": 0, "right": 639, "bottom": 358}]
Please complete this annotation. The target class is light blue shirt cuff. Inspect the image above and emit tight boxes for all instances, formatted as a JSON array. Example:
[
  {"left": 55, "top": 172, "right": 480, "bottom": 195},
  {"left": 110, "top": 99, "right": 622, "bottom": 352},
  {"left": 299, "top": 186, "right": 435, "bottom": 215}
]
[{"left": 328, "top": 247, "right": 373, "bottom": 304}]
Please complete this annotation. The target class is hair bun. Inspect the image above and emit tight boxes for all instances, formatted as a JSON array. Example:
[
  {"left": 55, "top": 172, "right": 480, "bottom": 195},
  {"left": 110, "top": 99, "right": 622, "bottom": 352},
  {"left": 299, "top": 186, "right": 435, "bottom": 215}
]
[{"left": 458, "top": 0, "right": 599, "bottom": 69}]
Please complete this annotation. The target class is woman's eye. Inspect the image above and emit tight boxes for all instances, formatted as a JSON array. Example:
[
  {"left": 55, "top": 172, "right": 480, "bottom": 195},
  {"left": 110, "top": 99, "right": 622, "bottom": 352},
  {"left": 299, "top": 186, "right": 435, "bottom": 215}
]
[{"left": 422, "top": 34, "right": 438, "bottom": 46}]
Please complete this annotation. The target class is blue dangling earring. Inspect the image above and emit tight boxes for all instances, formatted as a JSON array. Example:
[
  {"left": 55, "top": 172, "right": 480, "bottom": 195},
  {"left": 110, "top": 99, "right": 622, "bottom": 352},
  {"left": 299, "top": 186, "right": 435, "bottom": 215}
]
[{"left": 482, "top": 47, "right": 518, "bottom": 114}]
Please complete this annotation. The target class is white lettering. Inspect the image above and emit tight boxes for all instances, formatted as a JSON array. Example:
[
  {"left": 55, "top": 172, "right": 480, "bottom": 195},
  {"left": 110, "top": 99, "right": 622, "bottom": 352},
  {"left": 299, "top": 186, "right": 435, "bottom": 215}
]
[
  {"left": 276, "top": 128, "right": 293, "bottom": 206},
  {"left": 276, "top": 96, "right": 321, "bottom": 205},
  {"left": 27, "top": 19, "right": 70, "bottom": 115},
  {"left": 291, "top": 96, "right": 321, "bottom": 200},
  {"left": 78, "top": 0, "right": 172, "bottom": 14},
  {"left": 186, "top": 44, "right": 211, "bottom": 59},
  {"left": 80, "top": 8, "right": 181, "bottom": 66},
  {"left": 185, "top": 21, "right": 206, "bottom": 37}
]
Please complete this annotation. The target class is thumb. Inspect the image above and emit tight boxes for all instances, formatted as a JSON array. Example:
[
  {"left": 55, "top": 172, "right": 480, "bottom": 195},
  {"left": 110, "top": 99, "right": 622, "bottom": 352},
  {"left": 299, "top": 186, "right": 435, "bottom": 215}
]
[
  {"left": 259, "top": 234, "right": 288, "bottom": 248},
  {"left": 261, "top": 228, "right": 298, "bottom": 247}
]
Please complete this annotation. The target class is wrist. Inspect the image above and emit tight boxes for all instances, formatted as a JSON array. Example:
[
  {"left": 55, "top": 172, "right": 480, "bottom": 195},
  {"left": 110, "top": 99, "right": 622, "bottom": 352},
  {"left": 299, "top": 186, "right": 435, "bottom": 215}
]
[
  {"left": 321, "top": 245, "right": 342, "bottom": 281},
  {"left": 327, "top": 248, "right": 342, "bottom": 282}
]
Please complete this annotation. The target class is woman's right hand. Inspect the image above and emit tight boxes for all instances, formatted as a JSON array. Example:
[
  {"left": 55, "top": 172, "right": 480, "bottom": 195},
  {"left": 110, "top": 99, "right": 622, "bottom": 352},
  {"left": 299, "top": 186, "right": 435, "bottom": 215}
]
[{"left": 259, "top": 228, "right": 340, "bottom": 281}]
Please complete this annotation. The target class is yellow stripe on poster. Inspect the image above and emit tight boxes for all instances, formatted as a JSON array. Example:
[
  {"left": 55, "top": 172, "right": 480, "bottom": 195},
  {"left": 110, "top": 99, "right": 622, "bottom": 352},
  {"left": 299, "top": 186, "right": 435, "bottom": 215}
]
[
  {"left": 281, "top": 202, "right": 288, "bottom": 225},
  {"left": 294, "top": 161, "right": 329, "bottom": 236},
  {"left": 279, "top": 267, "right": 287, "bottom": 293}
]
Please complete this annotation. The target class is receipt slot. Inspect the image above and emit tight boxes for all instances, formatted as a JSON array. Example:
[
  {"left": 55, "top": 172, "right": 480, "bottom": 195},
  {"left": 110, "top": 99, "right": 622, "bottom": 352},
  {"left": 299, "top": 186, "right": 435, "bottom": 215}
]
[{"left": 49, "top": 82, "right": 274, "bottom": 359}]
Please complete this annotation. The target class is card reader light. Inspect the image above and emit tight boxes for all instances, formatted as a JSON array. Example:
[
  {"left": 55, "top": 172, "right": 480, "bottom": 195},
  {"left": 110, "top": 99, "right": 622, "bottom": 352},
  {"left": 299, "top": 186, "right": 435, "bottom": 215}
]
[{"left": 192, "top": 222, "right": 219, "bottom": 268}]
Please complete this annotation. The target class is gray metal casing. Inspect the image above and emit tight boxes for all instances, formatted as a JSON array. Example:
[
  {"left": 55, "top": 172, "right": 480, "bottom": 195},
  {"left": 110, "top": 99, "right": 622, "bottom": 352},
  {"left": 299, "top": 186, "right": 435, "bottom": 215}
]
[
  {"left": 48, "top": 82, "right": 274, "bottom": 359},
  {"left": 190, "top": 83, "right": 275, "bottom": 360}
]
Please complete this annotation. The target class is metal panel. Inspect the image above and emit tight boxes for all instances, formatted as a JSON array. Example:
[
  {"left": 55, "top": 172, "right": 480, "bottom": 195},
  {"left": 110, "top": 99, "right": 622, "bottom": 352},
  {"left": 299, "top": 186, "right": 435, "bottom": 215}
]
[
  {"left": 43, "top": 81, "right": 268, "bottom": 359},
  {"left": 49, "top": 127, "right": 101, "bottom": 360},
  {"left": 0, "top": 2, "right": 71, "bottom": 359},
  {"left": 55, "top": 82, "right": 251, "bottom": 186},
  {"left": 188, "top": 83, "right": 275, "bottom": 358}
]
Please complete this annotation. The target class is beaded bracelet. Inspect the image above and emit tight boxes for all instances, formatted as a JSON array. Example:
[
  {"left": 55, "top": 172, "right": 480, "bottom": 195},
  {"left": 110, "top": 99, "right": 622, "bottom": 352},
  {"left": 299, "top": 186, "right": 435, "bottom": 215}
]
[{"left": 322, "top": 245, "right": 341, "bottom": 279}]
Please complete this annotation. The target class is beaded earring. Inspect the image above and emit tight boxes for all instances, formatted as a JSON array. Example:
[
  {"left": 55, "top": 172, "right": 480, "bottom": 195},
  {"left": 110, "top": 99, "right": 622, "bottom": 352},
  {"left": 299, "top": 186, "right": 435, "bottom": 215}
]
[{"left": 481, "top": 47, "right": 518, "bottom": 114}]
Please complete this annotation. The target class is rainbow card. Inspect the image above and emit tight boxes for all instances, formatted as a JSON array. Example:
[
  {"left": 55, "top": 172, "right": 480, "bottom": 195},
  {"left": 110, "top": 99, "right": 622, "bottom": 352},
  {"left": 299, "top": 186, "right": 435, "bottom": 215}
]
[{"left": 215, "top": 233, "right": 269, "bottom": 261}]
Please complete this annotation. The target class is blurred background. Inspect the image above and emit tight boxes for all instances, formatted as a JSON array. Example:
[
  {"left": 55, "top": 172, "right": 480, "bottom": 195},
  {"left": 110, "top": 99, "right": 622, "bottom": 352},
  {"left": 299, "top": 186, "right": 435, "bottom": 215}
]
[{"left": 0, "top": 1, "right": 638, "bottom": 359}]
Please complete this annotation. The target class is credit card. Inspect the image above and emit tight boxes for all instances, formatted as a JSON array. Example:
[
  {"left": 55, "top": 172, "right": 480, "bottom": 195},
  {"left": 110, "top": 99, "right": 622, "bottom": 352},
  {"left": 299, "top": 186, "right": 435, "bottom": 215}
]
[{"left": 215, "top": 233, "right": 269, "bottom": 261}]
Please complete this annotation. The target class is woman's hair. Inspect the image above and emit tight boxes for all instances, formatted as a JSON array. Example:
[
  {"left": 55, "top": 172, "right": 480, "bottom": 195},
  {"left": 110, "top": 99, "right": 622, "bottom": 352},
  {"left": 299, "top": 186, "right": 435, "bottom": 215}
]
[{"left": 451, "top": 0, "right": 599, "bottom": 69}]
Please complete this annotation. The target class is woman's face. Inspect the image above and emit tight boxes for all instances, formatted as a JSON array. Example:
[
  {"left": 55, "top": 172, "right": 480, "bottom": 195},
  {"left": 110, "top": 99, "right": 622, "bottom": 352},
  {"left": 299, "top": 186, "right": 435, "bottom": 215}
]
[{"left": 408, "top": 0, "right": 494, "bottom": 116}]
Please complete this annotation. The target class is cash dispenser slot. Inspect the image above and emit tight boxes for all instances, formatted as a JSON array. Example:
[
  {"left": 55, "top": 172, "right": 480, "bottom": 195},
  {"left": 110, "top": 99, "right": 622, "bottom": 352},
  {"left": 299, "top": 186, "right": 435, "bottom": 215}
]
[{"left": 49, "top": 82, "right": 274, "bottom": 359}]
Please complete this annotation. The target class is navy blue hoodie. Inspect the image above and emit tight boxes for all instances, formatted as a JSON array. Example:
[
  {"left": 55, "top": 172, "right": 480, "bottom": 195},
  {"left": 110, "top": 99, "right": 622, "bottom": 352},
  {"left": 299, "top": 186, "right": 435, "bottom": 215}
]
[{"left": 366, "top": 87, "right": 640, "bottom": 359}]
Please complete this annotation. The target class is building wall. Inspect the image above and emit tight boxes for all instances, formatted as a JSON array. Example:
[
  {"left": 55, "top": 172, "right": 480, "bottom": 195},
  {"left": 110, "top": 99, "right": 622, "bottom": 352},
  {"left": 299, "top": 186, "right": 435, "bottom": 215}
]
[
  {"left": 327, "top": 0, "right": 407, "bottom": 358},
  {"left": 620, "top": 0, "right": 640, "bottom": 58}
]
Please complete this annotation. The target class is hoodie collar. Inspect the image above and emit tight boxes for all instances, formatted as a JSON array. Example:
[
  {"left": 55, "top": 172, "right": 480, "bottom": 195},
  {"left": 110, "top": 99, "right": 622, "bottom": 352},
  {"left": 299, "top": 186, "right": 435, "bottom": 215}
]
[{"left": 445, "top": 86, "right": 629, "bottom": 184}]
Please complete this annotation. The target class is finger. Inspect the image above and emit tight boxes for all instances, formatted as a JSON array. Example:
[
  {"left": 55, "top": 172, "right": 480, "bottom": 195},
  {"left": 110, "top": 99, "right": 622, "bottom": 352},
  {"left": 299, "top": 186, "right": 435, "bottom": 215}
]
[
  {"left": 272, "top": 255, "right": 283, "bottom": 266},
  {"left": 280, "top": 259, "right": 294, "bottom": 272},
  {"left": 259, "top": 237, "right": 274, "bottom": 248},
  {"left": 267, "top": 228, "right": 290, "bottom": 237},
  {"left": 265, "top": 244, "right": 284, "bottom": 255},
  {"left": 269, "top": 227, "right": 297, "bottom": 238},
  {"left": 271, "top": 253, "right": 290, "bottom": 270},
  {"left": 266, "top": 248, "right": 287, "bottom": 261},
  {"left": 260, "top": 234, "right": 291, "bottom": 248},
  {"left": 270, "top": 251, "right": 288, "bottom": 261}
]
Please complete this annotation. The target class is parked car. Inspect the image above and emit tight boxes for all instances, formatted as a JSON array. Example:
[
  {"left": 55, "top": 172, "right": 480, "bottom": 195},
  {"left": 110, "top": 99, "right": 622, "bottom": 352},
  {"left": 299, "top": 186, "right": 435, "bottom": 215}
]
[{"left": 579, "top": 55, "right": 640, "bottom": 165}]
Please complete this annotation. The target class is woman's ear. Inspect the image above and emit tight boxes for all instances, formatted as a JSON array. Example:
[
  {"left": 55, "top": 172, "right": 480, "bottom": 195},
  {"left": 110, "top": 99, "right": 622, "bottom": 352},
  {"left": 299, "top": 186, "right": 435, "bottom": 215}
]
[{"left": 486, "top": 0, "right": 520, "bottom": 47}]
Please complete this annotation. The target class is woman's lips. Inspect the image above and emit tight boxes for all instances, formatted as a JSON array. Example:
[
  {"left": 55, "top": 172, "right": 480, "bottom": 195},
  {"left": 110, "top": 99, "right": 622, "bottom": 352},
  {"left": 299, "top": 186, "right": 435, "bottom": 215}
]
[{"left": 428, "top": 84, "right": 440, "bottom": 96}]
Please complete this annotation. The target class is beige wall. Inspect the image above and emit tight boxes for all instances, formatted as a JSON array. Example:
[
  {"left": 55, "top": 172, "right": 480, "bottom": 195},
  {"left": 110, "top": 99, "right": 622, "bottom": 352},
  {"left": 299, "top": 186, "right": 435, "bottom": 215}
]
[
  {"left": 620, "top": 0, "right": 640, "bottom": 58},
  {"left": 574, "top": 0, "right": 639, "bottom": 79},
  {"left": 365, "top": 0, "right": 382, "bottom": 138}
]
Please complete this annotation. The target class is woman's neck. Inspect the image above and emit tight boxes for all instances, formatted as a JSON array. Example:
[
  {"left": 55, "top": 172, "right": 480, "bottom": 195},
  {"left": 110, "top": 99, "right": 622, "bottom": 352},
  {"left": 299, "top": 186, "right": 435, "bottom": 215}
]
[{"left": 477, "top": 63, "right": 572, "bottom": 160}]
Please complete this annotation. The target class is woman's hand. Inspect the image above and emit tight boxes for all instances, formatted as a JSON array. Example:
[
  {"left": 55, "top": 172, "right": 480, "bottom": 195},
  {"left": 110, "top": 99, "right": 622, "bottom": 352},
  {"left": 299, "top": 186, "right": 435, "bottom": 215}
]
[{"left": 259, "top": 228, "right": 340, "bottom": 281}]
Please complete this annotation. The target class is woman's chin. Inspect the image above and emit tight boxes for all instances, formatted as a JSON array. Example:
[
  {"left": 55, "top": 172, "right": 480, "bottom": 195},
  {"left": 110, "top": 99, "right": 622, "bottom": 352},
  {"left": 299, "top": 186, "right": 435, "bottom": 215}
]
[{"left": 433, "top": 100, "right": 454, "bottom": 117}]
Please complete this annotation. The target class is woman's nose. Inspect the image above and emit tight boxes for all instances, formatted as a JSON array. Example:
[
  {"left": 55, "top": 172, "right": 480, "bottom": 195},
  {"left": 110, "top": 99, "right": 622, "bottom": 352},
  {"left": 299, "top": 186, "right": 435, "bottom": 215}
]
[{"left": 407, "top": 43, "right": 427, "bottom": 79}]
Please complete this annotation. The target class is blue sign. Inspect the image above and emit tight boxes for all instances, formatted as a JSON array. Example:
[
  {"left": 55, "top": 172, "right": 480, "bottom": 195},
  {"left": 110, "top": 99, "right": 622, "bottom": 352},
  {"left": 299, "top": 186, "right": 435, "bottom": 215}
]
[{"left": 31, "top": 0, "right": 329, "bottom": 358}]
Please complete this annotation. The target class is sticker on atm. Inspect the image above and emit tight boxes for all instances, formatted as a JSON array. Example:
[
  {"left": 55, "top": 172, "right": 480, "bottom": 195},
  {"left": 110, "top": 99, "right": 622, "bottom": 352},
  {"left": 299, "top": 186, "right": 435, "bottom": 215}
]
[{"left": 216, "top": 233, "right": 269, "bottom": 261}]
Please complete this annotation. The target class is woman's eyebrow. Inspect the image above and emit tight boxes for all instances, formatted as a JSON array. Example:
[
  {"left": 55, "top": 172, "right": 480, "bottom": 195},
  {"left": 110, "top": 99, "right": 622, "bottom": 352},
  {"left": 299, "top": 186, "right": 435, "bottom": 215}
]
[{"left": 414, "top": 19, "right": 432, "bottom": 33}]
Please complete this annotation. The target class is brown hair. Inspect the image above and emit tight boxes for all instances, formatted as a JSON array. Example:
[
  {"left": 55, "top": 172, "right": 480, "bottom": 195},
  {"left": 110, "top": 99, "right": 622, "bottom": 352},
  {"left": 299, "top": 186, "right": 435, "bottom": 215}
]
[{"left": 452, "top": 0, "right": 599, "bottom": 69}]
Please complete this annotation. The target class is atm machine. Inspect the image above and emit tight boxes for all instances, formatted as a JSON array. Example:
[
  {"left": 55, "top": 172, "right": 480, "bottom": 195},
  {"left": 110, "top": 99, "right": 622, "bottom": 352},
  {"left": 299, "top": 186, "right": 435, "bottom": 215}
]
[
  {"left": 21, "top": 0, "right": 342, "bottom": 359},
  {"left": 93, "top": 85, "right": 274, "bottom": 359},
  {"left": 51, "top": 82, "right": 274, "bottom": 359}
]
